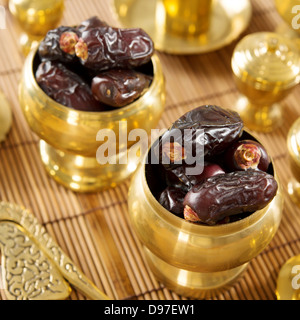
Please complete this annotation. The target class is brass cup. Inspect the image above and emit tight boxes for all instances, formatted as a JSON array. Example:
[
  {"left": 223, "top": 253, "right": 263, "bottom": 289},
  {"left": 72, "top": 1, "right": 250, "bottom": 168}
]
[
  {"left": 156, "top": 0, "right": 213, "bottom": 38},
  {"left": 232, "top": 32, "right": 300, "bottom": 132},
  {"left": 9, "top": 0, "right": 64, "bottom": 55},
  {"left": 18, "top": 48, "right": 165, "bottom": 192},
  {"left": 128, "top": 131, "right": 283, "bottom": 299}
]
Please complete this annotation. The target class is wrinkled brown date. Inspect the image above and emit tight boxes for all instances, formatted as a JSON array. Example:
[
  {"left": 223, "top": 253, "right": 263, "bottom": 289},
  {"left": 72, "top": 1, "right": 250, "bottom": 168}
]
[
  {"left": 166, "top": 162, "right": 225, "bottom": 191},
  {"left": 171, "top": 105, "right": 244, "bottom": 158},
  {"left": 159, "top": 186, "right": 186, "bottom": 216},
  {"left": 36, "top": 61, "right": 105, "bottom": 111},
  {"left": 38, "top": 17, "right": 108, "bottom": 63},
  {"left": 183, "top": 170, "right": 278, "bottom": 225},
  {"left": 91, "top": 69, "right": 152, "bottom": 107},
  {"left": 224, "top": 139, "right": 270, "bottom": 172},
  {"left": 38, "top": 26, "right": 80, "bottom": 63},
  {"left": 76, "top": 16, "right": 108, "bottom": 33},
  {"left": 75, "top": 27, "right": 154, "bottom": 70},
  {"left": 158, "top": 105, "right": 244, "bottom": 168}
]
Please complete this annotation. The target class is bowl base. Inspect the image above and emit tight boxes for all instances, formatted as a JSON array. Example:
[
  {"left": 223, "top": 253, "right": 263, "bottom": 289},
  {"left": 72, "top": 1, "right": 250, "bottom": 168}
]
[
  {"left": 39, "top": 140, "right": 138, "bottom": 192},
  {"left": 235, "top": 95, "right": 282, "bottom": 132},
  {"left": 287, "top": 177, "right": 300, "bottom": 206},
  {"left": 144, "top": 247, "right": 248, "bottom": 299},
  {"left": 19, "top": 32, "right": 42, "bottom": 56}
]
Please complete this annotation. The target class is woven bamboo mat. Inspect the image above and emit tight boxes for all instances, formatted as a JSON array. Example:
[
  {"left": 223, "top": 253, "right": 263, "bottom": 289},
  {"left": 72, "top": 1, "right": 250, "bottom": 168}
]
[{"left": 0, "top": 0, "right": 300, "bottom": 300}]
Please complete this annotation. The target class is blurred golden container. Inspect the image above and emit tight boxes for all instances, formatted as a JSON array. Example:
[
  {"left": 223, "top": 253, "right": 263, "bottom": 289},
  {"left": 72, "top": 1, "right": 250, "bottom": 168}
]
[
  {"left": 287, "top": 118, "right": 300, "bottom": 205},
  {"left": 9, "top": 0, "right": 64, "bottom": 36},
  {"left": 18, "top": 48, "right": 165, "bottom": 192},
  {"left": 156, "top": 0, "right": 213, "bottom": 38},
  {"left": 232, "top": 32, "right": 300, "bottom": 132},
  {"left": 9, "top": 0, "right": 64, "bottom": 55},
  {"left": 128, "top": 132, "right": 283, "bottom": 298},
  {"left": 112, "top": 0, "right": 252, "bottom": 55}
]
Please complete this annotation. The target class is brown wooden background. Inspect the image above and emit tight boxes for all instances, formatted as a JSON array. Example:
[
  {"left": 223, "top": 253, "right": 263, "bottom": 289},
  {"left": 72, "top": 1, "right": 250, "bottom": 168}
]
[{"left": 0, "top": 0, "right": 300, "bottom": 300}]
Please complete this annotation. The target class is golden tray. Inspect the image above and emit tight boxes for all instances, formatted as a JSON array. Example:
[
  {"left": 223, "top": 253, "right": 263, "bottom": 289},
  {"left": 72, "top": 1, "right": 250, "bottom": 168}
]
[{"left": 111, "top": 0, "right": 252, "bottom": 54}]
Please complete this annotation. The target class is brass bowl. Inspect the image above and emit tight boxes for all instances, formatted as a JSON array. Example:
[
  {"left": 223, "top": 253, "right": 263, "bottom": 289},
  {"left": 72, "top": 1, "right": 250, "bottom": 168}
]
[
  {"left": 9, "top": 0, "right": 65, "bottom": 55},
  {"left": 18, "top": 48, "right": 165, "bottom": 192},
  {"left": 128, "top": 131, "right": 283, "bottom": 298},
  {"left": 9, "top": 0, "right": 64, "bottom": 36}
]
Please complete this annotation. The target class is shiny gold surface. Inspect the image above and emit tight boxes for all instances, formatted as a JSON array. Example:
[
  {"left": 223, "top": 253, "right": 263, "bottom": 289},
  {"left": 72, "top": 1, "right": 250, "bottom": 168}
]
[
  {"left": 280, "top": 105, "right": 300, "bottom": 301},
  {"left": 112, "top": 0, "right": 252, "bottom": 54},
  {"left": 9, "top": 0, "right": 64, "bottom": 35},
  {"left": 158, "top": 0, "right": 212, "bottom": 38},
  {"left": 0, "top": 90, "right": 12, "bottom": 142},
  {"left": 0, "top": 202, "right": 109, "bottom": 300},
  {"left": 232, "top": 32, "right": 300, "bottom": 132},
  {"left": 276, "top": 255, "right": 300, "bottom": 300},
  {"left": 287, "top": 117, "right": 300, "bottom": 205},
  {"left": 18, "top": 48, "right": 165, "bottom": 192},
  {"left": 9, "top": 0, "right": 64, "bottom": 55},
  {"left": 128, "top": 134, "right": 283, "bottom": 299}
]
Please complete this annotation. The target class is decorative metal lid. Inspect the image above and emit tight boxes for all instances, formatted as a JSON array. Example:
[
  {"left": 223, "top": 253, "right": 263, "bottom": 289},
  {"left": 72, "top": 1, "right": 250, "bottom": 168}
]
[{"left": 232, "top": 32, "right": 300, "bottom": 90}]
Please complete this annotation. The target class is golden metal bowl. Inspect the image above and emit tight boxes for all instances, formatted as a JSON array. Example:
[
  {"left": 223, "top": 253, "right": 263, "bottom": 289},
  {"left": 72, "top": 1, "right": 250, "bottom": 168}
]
[
  {"left": 128, "top": 131, "right": 283, "bottom": 298},
  {"left": 18, "top": 48, "right": 165, "bottom": 192},
  {"left": 9, "top": 0, "right": 65, "bottom": 55},
  {"left": 9, "top": 0, "right": 64, "bottom": 36}
]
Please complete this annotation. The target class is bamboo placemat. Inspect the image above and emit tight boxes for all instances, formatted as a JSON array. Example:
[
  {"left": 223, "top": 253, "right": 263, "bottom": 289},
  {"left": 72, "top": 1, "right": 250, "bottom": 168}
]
[{"left": 0, "top": 0, "right": 300, "bottom": 300}]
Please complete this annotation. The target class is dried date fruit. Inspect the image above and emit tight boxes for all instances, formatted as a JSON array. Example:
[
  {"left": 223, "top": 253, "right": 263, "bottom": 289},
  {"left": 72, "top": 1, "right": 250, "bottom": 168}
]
[
  {"left": 75, "top": 27, "right": 154, "bottom": 70},
  {"left": 38, "top": 26, "right": 80, "bottom": 63},
  {"left": 76, "top": 16, "right": 108, "bottom": 33},
  {"left": 36, "top": 61, "right": 105, "bottom": 111},
  {"left": 171, "top": 105, "right": 244, "bottom": 158},
  {"left": 166, "top": 162, "right": 225, "bottom": 190},
  {"left": 159, "top": 186, "right": 186, "bottom": 216},
  {"left": 183, "top": 170, "right": 278, "bottom": 225},
  {"left": 158, "top": 105, "right": 243, "bottom": 168},
  {"left": 91, "top": 69, "right": 153, "bottom": 107},
  {"left": 224, "top": 139, "right": 270, "bottom": 172}
]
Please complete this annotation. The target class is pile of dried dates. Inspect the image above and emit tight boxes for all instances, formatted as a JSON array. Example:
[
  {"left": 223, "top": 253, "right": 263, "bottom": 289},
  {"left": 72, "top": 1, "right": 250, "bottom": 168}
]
[
  {"left": 35, "top": 16, "right": 154, "bottom": 111},
  {"left": 146, "top": 105, "right": 278, "bottom": 225}
]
